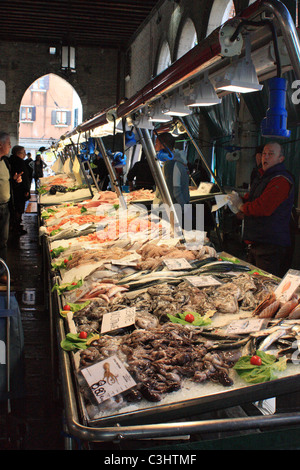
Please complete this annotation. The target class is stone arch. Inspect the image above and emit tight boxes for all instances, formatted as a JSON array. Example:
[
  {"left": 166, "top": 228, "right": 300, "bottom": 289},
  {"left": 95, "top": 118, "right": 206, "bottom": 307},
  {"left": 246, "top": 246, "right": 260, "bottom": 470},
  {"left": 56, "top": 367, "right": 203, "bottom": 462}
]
[
  {"left": 206, "top": 0, "right": 236, "bottom": 37},
  {"left": 176, "top": 17, "right": 198, "bottom": 60},
  {"left": 19, "top": 73, "right": 83, "bottom": 154}
]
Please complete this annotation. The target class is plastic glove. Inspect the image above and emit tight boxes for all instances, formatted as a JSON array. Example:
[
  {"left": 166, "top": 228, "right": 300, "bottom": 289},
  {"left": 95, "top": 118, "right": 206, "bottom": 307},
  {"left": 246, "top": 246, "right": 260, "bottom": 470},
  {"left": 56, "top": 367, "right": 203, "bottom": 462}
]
[{"left": 227, "top": 191, "right": 243, "bottom": 214}]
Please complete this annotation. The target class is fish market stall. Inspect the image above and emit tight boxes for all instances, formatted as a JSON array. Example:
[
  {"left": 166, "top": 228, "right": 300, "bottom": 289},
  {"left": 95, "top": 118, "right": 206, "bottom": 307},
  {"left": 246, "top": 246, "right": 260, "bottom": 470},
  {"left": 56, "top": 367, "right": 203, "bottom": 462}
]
[
  {"left": 42, "top": 201, "right": 300, "bottom": 442},
  {"left": 49, "top": 241, "right": 300, "bottom": 443},
  {"left": 40, "top": 0, "right": 300, "bottom": 447}
]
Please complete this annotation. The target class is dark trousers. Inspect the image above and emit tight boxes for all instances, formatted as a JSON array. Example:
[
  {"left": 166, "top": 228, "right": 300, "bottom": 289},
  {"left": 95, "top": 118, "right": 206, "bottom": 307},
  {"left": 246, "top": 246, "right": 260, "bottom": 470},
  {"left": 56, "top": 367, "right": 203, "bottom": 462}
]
[
  {"left": 0, "top": 202, "right": 10, "bottom": 275},
  {"left": 247, "top": 242, "right": 289, "bottom": 278}
]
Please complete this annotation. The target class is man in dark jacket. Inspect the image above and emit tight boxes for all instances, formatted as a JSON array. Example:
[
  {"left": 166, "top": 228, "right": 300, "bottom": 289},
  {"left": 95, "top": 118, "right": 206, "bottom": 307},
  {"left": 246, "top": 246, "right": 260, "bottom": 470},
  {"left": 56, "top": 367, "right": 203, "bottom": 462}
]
[
  {"left": 9, "top": 145, "right": 31, "bottom": 235},
  {"left": 0, "top": 132, "right": 23, "bottom": 283},
  {"left": 92, "top": 154, "right": 109, "bottom": 190},
  {"left": 229, "top": 141, "right": 294, "bottom": 277},
  {"left": 126, "top": 152, "right": 155, "bottom": 191},
  {"left": 25, "top": 152, "right": 34, "bottom": 187}
]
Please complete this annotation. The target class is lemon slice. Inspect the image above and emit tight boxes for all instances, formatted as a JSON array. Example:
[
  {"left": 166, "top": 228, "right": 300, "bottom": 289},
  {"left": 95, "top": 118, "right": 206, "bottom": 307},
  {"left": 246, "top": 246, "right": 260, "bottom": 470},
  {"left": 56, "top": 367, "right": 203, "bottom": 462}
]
[{"left": 86, "top": 334, "right": 100, "bottom": 345}]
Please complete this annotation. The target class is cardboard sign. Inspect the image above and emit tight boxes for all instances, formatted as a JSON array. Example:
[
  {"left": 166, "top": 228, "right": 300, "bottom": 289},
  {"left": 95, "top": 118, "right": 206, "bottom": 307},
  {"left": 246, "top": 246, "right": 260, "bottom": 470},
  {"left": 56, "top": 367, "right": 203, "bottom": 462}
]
[
  {"left": 226, "top": 318, "right": 267, "bottom": 335},
  {"left": 274, "top": 269, "right": 300, "bottom": 302},
  {"left": 163, "top": 258, "right": 192, "bottom": 270},
  {"left": 101, "top": 307, "right": 136, "bottom": 333},
  {"left": 81, "top": 355, "right": 136, "bottom": 404},
  {"left": 185, "top": 275, "right": 222, "bottom": 287}
]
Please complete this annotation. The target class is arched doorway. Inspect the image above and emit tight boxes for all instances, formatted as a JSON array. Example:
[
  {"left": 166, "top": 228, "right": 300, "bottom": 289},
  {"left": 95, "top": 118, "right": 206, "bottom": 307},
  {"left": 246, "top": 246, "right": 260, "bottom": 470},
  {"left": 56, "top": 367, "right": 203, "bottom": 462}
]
[{"left": 19, "top": 73, "right": 82, "bottom": 167}]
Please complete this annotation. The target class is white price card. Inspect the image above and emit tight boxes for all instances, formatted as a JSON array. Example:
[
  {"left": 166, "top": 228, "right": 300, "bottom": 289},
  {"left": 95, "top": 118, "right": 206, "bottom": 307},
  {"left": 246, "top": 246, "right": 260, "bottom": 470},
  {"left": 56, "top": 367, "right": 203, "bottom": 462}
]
[
  {"left": 101, "top": 307, "right": 136, "bottom": 333},
  {"left": 163, "top": 258, "right": 192, "bottom": 270},
  {"left": 75, "top": 223, "right": 93, "bottom": 232},
  {"left": 274, "top": 269, "right": 300, "bottom": 302},
  {"left": 212, "top": 194, "right": 229, "bottom": 212},
  {"left": 185, "top": 275, "right": 222, "bottom": 287},
  {"left": 226, "top": 318, "right": 267, "bottom": 335},
  {"left": 110, "top": 253, "right": 140, "bottom": 266},
  {"left": 81, "top": 355, "right": 136, "bottom": 404},
  {"left": 111, "top": 259, "right": 137, "bottom": 267},
  {"left": 61, "top": 221, "right": 73, "bottom": 229},
  {"left": 56, "top": 209, "right": 68, "bottom": 218}
]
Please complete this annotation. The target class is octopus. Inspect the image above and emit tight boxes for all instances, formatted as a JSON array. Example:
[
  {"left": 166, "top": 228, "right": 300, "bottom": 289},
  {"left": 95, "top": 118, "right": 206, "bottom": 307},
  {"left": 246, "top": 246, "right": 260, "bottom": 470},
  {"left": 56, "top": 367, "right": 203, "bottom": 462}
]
[
  {"left": 79, "top": 323, "right": 235, "bottom": 408},
  {"left": 103, "top": 362, "right": 119, "bottom": 385}
]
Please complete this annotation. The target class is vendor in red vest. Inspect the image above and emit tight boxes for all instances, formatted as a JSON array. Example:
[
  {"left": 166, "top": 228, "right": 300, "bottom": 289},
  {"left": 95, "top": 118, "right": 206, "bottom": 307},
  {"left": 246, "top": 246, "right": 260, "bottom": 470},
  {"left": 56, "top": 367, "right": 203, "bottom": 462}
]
[{"left": 228, "top": 141, "right": 294, "bottom": 278}]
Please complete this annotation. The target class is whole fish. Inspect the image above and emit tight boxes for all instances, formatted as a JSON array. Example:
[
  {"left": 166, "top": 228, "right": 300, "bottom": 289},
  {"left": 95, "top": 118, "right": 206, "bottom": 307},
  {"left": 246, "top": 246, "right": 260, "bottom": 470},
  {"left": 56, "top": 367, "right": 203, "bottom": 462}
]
[{"left": 258, "top": 327, "right": 289, "bottom": 351}]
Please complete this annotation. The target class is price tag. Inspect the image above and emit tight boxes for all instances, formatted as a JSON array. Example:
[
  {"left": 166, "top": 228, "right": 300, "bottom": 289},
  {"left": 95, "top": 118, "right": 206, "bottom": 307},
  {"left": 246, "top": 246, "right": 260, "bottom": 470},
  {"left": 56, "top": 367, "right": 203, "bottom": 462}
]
[
  {"left": 225, "top": 318, "right": 267, "bottom": 335},
  {"left": 110, "top": 253, "right": 140, "bottom": 266},
  {"left": 157, "top": 238, "right": 180, "bottom": 247},
  {"left": 101, "top": 307, "right": 136, "bottom": 333},
  {"left": 163, "top": 258, "right": 192, "bottom": 270},
  {"left": 75, "top": 223, "right": 93, "bottom": 232},
  {"left": 185, "top": 275, "right": 222, "bottom": 287},
  {"left": 111, "top": 259, "right": 137, "bottom": 267},
  {"left": 56, "top": 209, "right": 68, "bottom": 218},
  {"left": 81, "top": 355, "right": 136, "bottom": 404},
  {"left": 61, "top": 221, "right": 73, "bottom": 229},
  {"left": 274, "top": 269, "right": 300, "bottom": 302}
]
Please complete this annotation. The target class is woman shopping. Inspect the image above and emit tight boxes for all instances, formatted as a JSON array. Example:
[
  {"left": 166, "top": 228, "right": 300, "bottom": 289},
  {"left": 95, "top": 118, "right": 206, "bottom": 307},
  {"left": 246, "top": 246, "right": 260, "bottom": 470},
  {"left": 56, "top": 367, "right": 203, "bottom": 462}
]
[{"left": 33, "top": 153, "right": 47, "bottom": 190}]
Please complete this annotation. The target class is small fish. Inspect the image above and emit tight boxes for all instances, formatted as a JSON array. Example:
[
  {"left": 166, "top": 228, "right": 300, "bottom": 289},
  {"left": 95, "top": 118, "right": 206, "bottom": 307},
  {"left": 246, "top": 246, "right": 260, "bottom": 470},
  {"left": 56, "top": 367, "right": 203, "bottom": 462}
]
[{"left": 258, "top": 328, "right": 289, "bottom": 351}]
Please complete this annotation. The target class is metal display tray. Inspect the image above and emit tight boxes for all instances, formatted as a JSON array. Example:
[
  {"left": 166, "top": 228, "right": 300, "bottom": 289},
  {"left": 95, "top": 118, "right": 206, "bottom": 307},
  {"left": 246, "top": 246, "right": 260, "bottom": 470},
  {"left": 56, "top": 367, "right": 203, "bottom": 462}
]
[
  {"left": 46, "top": 234, "right": 300, "bottom": 442},
  {"left": 57, "top": 310, "right": 300, "bottom": 442},
  {"left": 52, "top": 288, "right": 300, "bottom": 442}
]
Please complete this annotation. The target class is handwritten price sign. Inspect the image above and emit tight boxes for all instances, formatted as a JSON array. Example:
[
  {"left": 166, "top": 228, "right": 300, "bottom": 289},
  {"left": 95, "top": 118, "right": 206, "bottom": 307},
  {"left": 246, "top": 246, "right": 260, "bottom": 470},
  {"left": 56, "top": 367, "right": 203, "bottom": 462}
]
[{"left": 81, "top": 355, "right": 136, "bottom": 404}]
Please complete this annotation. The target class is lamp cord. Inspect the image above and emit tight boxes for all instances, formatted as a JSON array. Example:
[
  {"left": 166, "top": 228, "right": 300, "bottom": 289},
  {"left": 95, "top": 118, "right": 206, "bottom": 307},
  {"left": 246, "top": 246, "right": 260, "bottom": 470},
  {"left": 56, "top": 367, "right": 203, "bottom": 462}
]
[{"left": 230, "top": 19, "right": 282, "bottom": 78}]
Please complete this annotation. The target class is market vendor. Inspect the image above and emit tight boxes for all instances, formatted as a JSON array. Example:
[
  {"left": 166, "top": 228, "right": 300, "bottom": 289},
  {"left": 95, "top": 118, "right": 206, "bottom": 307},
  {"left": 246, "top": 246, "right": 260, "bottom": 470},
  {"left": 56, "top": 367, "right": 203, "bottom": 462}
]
[
  {"left": 250, "top": 144, "right": 264, "bottom": 185},
  {"left": 153, "top": 132, "right": 190, "bottom": 228},
  {"left": 126, "top": 152, "right": 155, "bottom": 191},
  {"left": 228, "top": 141, "right": 294, "bottom": 278},
  {"left": 92, "top": 153, "right": 109, "bottom": 190}
]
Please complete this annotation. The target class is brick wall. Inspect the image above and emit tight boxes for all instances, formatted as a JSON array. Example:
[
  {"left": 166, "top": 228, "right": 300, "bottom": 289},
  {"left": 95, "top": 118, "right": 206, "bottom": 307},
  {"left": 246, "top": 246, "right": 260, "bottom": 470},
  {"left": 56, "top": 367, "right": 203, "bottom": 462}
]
[{"left": 0, "top": 41, "right": 122, "bottom": 144}]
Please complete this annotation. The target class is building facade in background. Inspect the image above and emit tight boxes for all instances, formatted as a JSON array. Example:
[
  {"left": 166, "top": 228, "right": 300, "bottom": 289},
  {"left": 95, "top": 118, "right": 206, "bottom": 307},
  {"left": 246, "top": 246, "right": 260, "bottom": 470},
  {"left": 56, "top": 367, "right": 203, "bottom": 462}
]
[{"left": 19, "top": 73, "right": 82, "bottom": 158}]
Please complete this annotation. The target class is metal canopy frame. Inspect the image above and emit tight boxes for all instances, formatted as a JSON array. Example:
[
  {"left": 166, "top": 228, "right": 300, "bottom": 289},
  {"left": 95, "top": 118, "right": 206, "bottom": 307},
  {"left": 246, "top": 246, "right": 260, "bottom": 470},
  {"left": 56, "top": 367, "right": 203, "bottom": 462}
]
[{"left": 58, "top": 0, "right": 300, "bottom": 215}]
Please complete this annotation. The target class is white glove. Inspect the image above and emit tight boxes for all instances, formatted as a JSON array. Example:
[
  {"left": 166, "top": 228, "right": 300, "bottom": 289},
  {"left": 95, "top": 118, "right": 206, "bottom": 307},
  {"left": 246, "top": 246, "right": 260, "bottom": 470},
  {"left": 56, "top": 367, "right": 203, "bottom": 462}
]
[{"left": 227, "top": 191, "right": 243, "bottom": 214}]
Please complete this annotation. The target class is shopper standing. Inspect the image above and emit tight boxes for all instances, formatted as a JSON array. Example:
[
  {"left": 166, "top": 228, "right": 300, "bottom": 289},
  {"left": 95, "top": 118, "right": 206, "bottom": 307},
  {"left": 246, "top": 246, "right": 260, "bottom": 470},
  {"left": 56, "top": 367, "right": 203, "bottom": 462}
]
[
  {"left": 25, "top": 151, "right": 34, "bottom": 188},
  {"left": 9, "top": 145, "right": 31, "bottom": 235},
  {"left": 0, "top": 132, "right": 22, "bottom": 283},
  {"left": 33, "top": 153, "right": 47, "bottom": 190}
]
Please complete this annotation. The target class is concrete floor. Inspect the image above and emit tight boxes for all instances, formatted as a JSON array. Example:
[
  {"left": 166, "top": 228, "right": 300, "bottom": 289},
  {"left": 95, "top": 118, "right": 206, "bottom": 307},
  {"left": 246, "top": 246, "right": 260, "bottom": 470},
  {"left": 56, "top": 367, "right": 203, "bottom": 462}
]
[{"left": 0, "top": 204, "right": 64, "bottom": 450}]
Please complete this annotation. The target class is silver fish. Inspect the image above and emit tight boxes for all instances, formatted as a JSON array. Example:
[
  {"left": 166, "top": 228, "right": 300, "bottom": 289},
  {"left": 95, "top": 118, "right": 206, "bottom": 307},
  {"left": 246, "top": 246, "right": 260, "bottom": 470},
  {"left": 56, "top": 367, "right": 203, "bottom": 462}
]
[{"left": 258, "top": 327, "right": 289, "bottom": 351}]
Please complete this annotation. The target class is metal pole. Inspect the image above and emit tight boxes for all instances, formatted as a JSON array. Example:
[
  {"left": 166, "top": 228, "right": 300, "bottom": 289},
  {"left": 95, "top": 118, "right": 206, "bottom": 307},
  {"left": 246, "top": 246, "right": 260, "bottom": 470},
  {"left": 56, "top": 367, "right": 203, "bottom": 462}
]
[
  {"left": 178, "top": 118, "right": 223, "bottom": 192},
  {"left": 86, "top": 160, "right": 100, "bottom": 192},
  {"left": 95, "top": 137, "right": 127, "bottom": 210},
  {"left": 69, "top": 139, "right": 94, "bottom": 198},
  {"left": 135, "top": 127, "right": 184, "bottom": 238},
  {"left": 263, "top": 0, "right": 300, "bottom": 79},
  {"left": 0, "top": 258, "right": 11, "bottom": 414}
]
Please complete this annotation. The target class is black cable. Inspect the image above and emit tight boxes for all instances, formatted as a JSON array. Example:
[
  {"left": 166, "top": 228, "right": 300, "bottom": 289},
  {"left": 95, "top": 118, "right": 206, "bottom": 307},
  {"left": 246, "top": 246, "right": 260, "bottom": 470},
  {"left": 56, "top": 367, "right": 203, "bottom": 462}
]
[{"left": 230, "top": 19, "right": 281, "bottom": 77}]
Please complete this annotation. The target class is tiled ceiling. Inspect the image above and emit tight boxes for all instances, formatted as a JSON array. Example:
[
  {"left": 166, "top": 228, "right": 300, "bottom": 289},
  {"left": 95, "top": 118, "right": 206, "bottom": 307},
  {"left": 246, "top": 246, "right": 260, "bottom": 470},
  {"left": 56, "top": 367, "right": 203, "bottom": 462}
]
[{"left": 0, "top": 0, "right": 163, "bottom": 49}]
